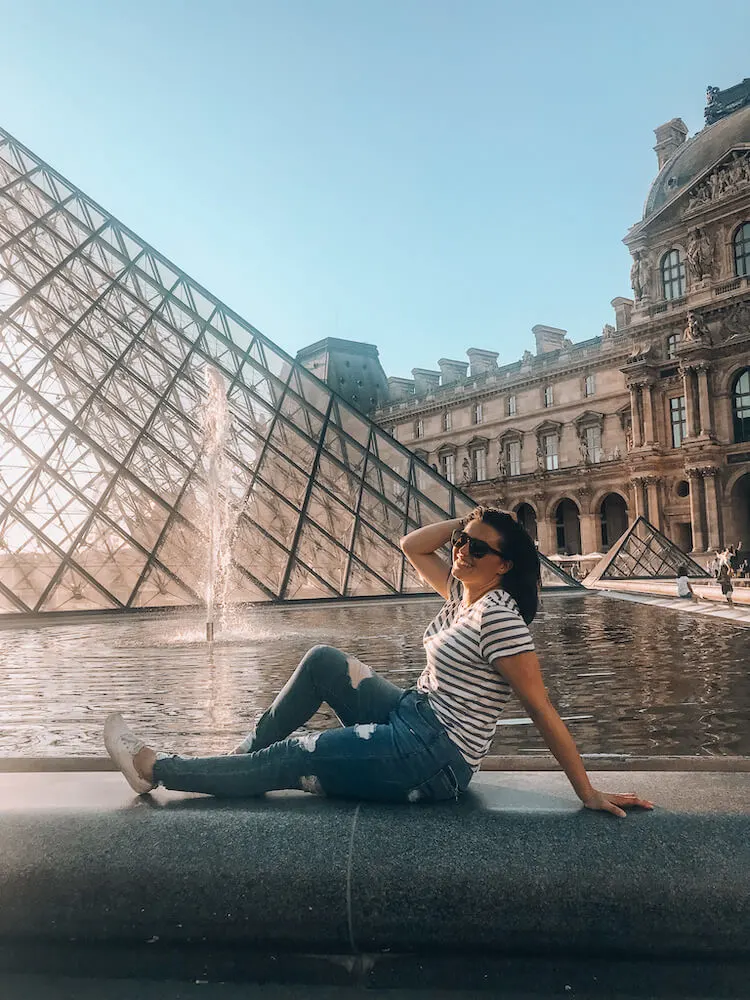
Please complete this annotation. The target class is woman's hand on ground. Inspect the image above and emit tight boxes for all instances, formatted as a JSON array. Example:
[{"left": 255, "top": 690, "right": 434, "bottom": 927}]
[{"left": 582, "top": 788, "right": 655, "bottom": 818}]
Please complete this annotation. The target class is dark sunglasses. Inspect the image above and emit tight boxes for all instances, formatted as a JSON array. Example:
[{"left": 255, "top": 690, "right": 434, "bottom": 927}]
[{"left": 451, "top": 529, "right": 504, "bottom": 560}]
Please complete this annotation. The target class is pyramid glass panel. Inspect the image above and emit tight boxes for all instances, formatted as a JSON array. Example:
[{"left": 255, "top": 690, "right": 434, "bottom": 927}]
[
  {"left": 0, "top": 125, "right": 578, "bottom": 614},
  {"left": 586, "top": 516, "right": 710, "bottom": 583}
]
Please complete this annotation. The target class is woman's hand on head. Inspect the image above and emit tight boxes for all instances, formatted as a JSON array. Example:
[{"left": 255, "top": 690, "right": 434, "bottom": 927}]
[{"left": 582, "top": 788, "right": 655, "bottom": 818}]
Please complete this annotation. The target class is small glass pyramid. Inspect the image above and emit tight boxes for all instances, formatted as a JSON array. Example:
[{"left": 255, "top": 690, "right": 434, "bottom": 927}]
[
  {"left": 0, "top": 126, "right": 579, "bottom": 613},
  {"left": 585, "top": 516, "right": 710, "bottom": 583}
]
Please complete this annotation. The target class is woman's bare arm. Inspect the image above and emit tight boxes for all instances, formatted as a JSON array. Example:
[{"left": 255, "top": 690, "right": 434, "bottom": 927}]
[{"left": 399, "top": 518, "right": 463, "bottom": 600}]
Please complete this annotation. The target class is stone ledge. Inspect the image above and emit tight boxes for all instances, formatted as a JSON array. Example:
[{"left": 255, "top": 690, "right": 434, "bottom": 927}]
[
  {"left": 1, "top": 755, "right": 749, "bottom": 773},
  {"left": 0, "top": 771, "right": 747, "bottom": 962}
]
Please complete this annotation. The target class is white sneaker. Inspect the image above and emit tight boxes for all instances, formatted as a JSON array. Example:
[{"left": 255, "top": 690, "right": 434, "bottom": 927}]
[{"left": 104, "top": 713, "right": 156, "bottom": 794}]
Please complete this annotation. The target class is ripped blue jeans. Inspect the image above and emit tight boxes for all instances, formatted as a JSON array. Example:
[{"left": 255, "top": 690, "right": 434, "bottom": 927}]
[{"left": 153, "top": 644, "right": 474, "bottom": 804}]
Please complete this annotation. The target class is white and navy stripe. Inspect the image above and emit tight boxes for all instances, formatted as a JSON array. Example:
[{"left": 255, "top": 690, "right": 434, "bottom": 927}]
[{"left": 416, "top": 574, "right": 535, "bottom": 770}]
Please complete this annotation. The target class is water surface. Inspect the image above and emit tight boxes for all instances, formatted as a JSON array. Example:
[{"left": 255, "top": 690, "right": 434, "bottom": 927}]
[{"left": 1, "top": 592, "right": 748, "bottom": 758}]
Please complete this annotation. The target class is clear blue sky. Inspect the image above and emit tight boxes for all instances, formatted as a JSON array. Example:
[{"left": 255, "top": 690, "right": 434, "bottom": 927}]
[{"left": 3, "top": 0, "right": 749, "bottom": 378}]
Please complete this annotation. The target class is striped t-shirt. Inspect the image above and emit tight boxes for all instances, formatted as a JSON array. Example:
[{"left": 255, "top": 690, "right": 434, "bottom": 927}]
[{"left": 416, "top": 574, "right": 535, "bottom": 770}]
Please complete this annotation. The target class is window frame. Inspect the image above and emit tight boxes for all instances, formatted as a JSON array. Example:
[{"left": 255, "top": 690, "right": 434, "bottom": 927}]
[
  {"left": 584, "top": 374, "right": 595, "bottom": 398},
  {"left": 506, "top": 439, "right": 521, "bottom": 476},
  {"left": 442, "top": 410, "right": 452, "bottom": 432},
  {"left": 473, "top": 402, "right": 483, "bottom": 424},
  {"left": 732, "top": 367, "right": 750, "bottom": 443},
  {"left": 670, "top": 395, "right": 687, "bottom": 448},
  {"left": 440, "top": 451, "right": 456, "bottom": 483},
  {"left": 585, "top": 424, "right": 602, "bottom": 463},
  {"left": 542, "top": 432, "right": 559, "bottom": 471},
  {"left": 415, "top": 418, "right": 424, "bottom": 439},
  {"left": 471, "top": 446, "right": 487, "bottom": 482},
  {"left": 734, "top": 223, "right": 750, "bottom": 277},
  {"left": 666, "top": 333, "right": 679, "bottom": 360},
  {"left": 543, "top": 385, "right": 554, "bottom": 408},
  {"left": 661, "top": 248, "right": 686, "bottom": 301},
  {"left": 507, "top": 394, "right": 517, "bottom": 417}
]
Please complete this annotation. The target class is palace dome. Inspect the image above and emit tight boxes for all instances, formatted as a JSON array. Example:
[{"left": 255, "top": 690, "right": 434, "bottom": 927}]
[{"left": 643, "top": 103, "right": 750, "bottom": 219}]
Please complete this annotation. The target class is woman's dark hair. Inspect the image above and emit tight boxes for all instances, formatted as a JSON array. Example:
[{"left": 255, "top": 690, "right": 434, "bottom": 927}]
[{"left": 465, "top": 505, "right": 541, "bottom": 625}]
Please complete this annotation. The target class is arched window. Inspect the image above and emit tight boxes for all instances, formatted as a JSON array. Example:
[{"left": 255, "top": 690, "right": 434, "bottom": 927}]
[
  {"left": 733, "top": 368, "right": 750, "bottom": 443},
  {"left": 661, "top": 249, "right": 686, "bottom": 300},
  {"left": 734, "top": 223, "right": 750, "bottom": 277}
]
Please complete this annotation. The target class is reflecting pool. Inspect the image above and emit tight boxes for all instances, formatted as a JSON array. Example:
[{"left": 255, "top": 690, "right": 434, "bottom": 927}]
[{"left": 1, "top": 592, "right": 748, "bottom": 758}]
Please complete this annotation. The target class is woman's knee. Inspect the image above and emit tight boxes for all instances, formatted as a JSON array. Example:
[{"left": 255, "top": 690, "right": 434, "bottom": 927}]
[{"left": 301, "top": 644, "right": 345, "bottom": 678}]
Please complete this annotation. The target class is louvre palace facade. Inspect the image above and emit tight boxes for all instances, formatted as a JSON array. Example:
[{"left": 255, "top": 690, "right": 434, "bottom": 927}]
[{"left": 365, "top": 80, "right": 750, "bottom": 566}]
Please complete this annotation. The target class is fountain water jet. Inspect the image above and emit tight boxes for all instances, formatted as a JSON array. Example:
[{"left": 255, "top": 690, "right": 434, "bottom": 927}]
[{"left": 199, "top": 365, "right": 238, "bottom": 643}]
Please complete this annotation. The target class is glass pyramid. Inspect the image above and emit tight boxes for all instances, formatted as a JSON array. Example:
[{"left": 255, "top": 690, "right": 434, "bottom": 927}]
[
  {"left": 0, "top": 126, "right": 578, "bottom": 614},
  {"left": 585, "top": 516, "right": 710, "bottom": 583}
]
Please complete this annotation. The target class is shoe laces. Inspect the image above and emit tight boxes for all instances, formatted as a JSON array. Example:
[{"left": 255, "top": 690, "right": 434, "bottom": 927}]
[{"left": 118, "top": 723, "right": 145, "bottom": 757}]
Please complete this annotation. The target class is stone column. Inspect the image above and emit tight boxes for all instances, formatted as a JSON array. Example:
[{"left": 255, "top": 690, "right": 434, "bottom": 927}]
[
  {"left": 579, "top": 513, "right": 598, "bottom": 554},
  {"left": 632, "top": 476, "right": 647, "bottom": 519},
  {"left": 687, "top": 467, "right": 706, "bottom": 552},
  {"left": 533, "top": 493, "right": 554, "bottom": 556},
  {"left": 645, "top": 476, "right": 662, "bottom": 531},
  {"left": 701, "top": 466, "right": 722, "bottom": 551},
  {"left": 629, "top": 386, "right": 643, "bottom": 448},
  {"left": 696, "top": 364, "right": 713, "bottom": 437},
  {"left": 641, "top": 382, "right": 656, "bottom": 445},
  {"left": 535, "top": 516, "right": 554, "bottom": 556},
  {"left": 681, "top": 366, "right": 698, "bottom": 440}
]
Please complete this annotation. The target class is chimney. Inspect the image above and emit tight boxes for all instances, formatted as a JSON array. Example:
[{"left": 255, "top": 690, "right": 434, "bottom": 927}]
[
  {"left": 532, "top": 325, "right": 567, "bottom": 355},
  {"left": 653, "top": 118, "right": 688, "bottom": 170},
  {"left": 466, "top": 348, "right": 499, "bottom": 377},
  {"left": 611, "top": 296, "right": 634, "bottom": 330},
  {"left": 437, "top": 358, "right": 469, "bottom": 385},
  {"left": 411, "top": 368, "right": 442, "bottom": 394},
  {"left": 387, "top": 376, "right": 416, "bottom": 401}
]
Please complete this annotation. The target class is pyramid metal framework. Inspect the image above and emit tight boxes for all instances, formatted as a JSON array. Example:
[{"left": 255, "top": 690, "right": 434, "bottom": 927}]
[
  {"left": 0, "top": 126, "right": 579, "bottom": 614},
  {"left": 584, "top": 516, "right": 710, "bottom": 584}
]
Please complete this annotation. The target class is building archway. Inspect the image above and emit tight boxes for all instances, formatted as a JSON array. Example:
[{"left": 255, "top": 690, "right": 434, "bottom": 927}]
[
  {"left": 728, "top": 472, "right": 750, "bottom": 551},
  {"left": 514, "top": 502, "right": 538, "bottom": 542},
  {"left": 554, "top": 498, "right": 581, "bottom": 555},
  {"left": 600, "top": 493, "right": 629, "bottom": 550}
]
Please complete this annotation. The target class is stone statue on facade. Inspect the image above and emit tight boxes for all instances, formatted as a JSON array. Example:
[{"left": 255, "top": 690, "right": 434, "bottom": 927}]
[
  {"left": 521, "top": 350, "right": 534, "bottom": 366},
  {"left": 683, "top": 310, "right": 711, "bottom": 344},
  {"left": 496, "top": 449, "right": 507, "bottom": 477},
  {"left": 601, "top": 323, "right": 616, "bottom": 341},
  {"left": 461, "top": 456, "right": 471, "bottom": 485},
  {"left": 686, "top": 227, "right": 713, "bottom": 281},
  {"left": 630, "top": 251, "right": 648, "bottom": 302},
  {"left": 628, "top": 340, "right": 651, "bottom": 362},
  {"left": 535, "top": 443, "right": 545, "bottom": 471},
  {"left": 579, "top": 435, "right": 590, "bottom": 465}
]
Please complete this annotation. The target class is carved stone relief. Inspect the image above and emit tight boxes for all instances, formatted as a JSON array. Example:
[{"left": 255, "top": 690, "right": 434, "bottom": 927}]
[
  {"left": 686, "top": 152, "right": 750, "bottom": 213},
  {"left": 723, "top": 301, "right": 750, "bottom": 338}
]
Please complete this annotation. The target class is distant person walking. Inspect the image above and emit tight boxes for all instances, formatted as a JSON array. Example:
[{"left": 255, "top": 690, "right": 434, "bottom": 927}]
[{"left": 717, "top": 563, "right": 734, "bottom": 607}]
